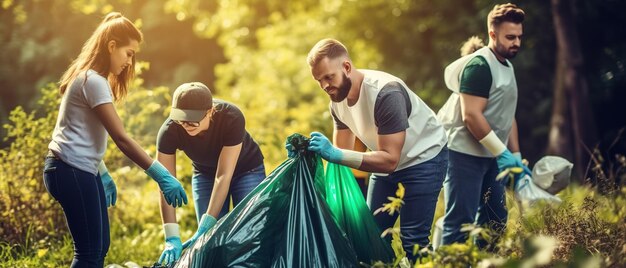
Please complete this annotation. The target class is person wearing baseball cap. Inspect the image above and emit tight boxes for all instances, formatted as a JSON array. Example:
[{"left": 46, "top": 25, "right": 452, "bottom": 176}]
[{"left": 155, "top": 82, "right": 265, "bottom": 265}]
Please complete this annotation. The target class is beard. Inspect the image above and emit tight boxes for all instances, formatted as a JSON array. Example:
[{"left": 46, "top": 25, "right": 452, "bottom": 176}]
[
  {"left": 496, "top": 43, "right": 520, "bottom": 59},
  {"left": 329, "top": 73, "right": 352, "bottom": 102}
]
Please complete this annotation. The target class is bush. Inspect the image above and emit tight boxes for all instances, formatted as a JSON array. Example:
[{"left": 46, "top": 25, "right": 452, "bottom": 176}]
[
  {"left": 506, "top": 186, "right": 626, "bottom": 267},
  {"left": 0, "top": 66, "right": 200, "bottom": 266},
  {"left": 1, "top": 69, "right": 624, "bottom": 267},
  {"left": 0, "top": 83, "right": 65, "bottom": 246}
]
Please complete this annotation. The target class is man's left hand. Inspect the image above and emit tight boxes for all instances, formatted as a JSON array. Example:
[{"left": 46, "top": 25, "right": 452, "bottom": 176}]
[{"left": 308, "top": 131, "right": 343, "bottom": 163}]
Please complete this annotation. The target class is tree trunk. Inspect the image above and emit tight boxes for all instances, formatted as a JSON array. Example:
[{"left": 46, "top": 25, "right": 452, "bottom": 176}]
[{"left": 548, "top": 0, "right": 597, "bottom": 180}]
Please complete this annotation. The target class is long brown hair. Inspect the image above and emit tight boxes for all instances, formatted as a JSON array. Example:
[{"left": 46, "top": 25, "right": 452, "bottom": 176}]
[{"left": 59, "top": 12, "right": 143, "bottom": 101}]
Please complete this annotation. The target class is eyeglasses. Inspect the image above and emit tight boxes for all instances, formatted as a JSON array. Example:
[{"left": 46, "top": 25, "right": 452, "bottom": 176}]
[
  {"left": 174, "top": 120, "right": 201, "bottom": 128},
  {"left": 173, "top": 111, "right": 209, "bottom": 128}
]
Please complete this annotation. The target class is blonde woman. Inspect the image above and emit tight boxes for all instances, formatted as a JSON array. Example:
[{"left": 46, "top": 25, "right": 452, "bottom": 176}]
[{"left": 43, "top": 12, "right": 187, "bottom": 267}]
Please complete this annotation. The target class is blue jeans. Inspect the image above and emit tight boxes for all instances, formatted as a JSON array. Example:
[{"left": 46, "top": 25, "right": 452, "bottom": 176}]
[
  {"left": 43, "top": 156, "right": 109, "bottom": 268},
  {"left": 191, "top": 164, "right": 266, "bottom": 222},
  {"left": 442, "top": 150, "right": 507, "bottom": 247},
  {"left": 367, "top": 147, "right": 448, "bottom": 261}
]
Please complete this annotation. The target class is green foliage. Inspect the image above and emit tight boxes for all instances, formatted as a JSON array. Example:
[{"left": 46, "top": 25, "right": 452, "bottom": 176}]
[
  {"left": 0, "top": 235, "right": 74, "bottom": 268},
  {"left": 585, "top": 137, "right": 626, "bottom": 194},
  {"left": 428, "top": 238, "right": 491, "bottom": 268},
  {"left": 167, "top": 0, "right": 386, "bottom": 170},
  {"left": 1, "top": 79, "right": 624, "bottom": 268},
  {"left": 371, "top": 175, "right": 624, "bottom": 267},
  {"left": 504, "top": 186, "right": 626, "bottom": 267},
  {"left": 0, "top": 83, "right": 64, "bottom": 246},
  {"left": 2, "top": 0, "right": 626, "bottom": 266},
  {"left": 0, "top": 66, "right": 200, "bottom": 266},
  {"left": 0, "top": 0, "right": 223, "bottom": 145}
]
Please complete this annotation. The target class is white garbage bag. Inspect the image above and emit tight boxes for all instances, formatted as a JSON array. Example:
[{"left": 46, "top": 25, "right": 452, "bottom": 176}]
[
  {"left": 532, "top": 156, "right": 573, "bottom": 194},
  {"left": 515, "top": 174, "right": 562, "bottom": 204}
]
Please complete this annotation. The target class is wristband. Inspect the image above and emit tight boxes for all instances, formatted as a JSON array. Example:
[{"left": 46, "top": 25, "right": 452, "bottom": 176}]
[
  {"left": 479, "top": 130, "right": 507, "bottom": 156},
  {"left": 163, "top": 223, "right": 180, "bottom": 239}
]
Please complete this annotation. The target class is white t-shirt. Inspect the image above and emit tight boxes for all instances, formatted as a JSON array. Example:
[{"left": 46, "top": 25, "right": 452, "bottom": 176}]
[{"left": 49, "top": 70, "right": 113, "bottom": 175}]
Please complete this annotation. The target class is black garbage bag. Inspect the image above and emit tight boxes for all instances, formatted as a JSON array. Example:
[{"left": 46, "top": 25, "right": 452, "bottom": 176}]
[{"left": 173, "top": 133, "right": 358, "bottom": 267}]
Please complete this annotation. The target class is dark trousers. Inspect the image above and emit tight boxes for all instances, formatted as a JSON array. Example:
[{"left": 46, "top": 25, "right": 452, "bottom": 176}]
[
  {"left": 367, "top": 147, "right": 448, "bottom": 261},
  {"left": 442, "top": 150, "right": 507, "bottom": 248},
  {"left": 191, "top": 164, "right": 266, "bottom": 222},
  {"left": 43, "top": 156, "right": 109, "bottom": 267}
]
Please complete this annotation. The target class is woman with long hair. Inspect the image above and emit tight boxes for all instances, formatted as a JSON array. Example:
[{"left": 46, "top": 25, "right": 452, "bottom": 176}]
[{"left": 43, "top": 12, "right": 187, "bottom": 267}]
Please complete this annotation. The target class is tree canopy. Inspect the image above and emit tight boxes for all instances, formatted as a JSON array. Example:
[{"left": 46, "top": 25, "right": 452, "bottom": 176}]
[{"left": 1, "top": 0, "right": 624, "bottom": 171}]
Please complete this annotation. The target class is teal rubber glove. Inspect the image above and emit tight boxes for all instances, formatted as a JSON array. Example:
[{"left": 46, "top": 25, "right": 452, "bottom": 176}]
[
  {"left": 285, "top": 140, "right": 297, "bottom": 158},
  {"left": 158, "top": 236, "right": 182, "bottom": 265},
  {"left": 182, "top": 214, "right": 217, "bottom": 249},
  {"left": 308, "top": 131, "right": 343, "bottom": 163},
  {"left": 100, "top": 172, "right": 117, "bottom": 207},
  {"left": 496, "top": 149, "right": 524, "bottom": 171},
  {"left": 145, "top": 161, "right": 188, "bottom": 207},
  {"left": 515, "top": 164, "right": 533, "bottom": 185},
  {"left": 511, "top": 152, "right": 532, "bottom": 184}
]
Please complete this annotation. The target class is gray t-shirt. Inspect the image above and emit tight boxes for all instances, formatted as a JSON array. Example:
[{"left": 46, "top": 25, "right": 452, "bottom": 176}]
[
  {"left": 332, "top": 82, "right": 412, "bottom": 135},
  {"left": 49, "top": 70, "right": 113, "bottom": 175}
]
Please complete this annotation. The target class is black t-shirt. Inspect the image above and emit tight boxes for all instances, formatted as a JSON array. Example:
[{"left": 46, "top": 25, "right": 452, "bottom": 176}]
[{"left": 157, "top": 100, "right": 264, "bottom": 177}]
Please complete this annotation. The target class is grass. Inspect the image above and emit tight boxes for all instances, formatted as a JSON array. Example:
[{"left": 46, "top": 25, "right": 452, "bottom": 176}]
[{"left": 2, "top": 158, "right": 624, "bottom": 268}]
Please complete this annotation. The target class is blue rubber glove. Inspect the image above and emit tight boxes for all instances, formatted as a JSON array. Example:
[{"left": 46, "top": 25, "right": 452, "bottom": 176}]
[
  {"left": 308, "top": 131, "right": 343, "bottom": 163},
  {"left": 496, "top": 149, "right": 524, "bottom": 171},
  {"left": 515, "top": 164, "right": 533, "bottom": 185},
  {"left": 182, "top": 214, "right": 217, "bottom": 249},
  {"left": 285, "top": 140, "right": 297, "bottom": 158},
  {"left": 145, "top": 161, "right": 188, "bottom": 207},
  {"left": 100, "top": 172, "right": 117, "bottom": 207},
  {"left": 158, "top": 236, "right": 182, "bottom": 265},
  {"left": 511, "top": 152, "right": 532, "bottom": 184}
]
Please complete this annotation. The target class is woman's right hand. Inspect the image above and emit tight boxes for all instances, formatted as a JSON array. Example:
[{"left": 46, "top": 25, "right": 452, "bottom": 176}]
[{"left": 145, "top": 160, "right": 188, "bottom": 207}]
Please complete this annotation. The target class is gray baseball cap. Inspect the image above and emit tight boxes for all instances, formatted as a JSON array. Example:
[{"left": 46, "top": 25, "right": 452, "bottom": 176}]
[{"left": 169, "top": 82, "right": 213, "bottom": 122}]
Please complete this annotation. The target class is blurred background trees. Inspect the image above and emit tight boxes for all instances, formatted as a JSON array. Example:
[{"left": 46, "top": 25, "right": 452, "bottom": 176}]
[
  {"left": 2, "top": 0, "right": 624, "bottom": 175},
  {"left": 1, "top": 0, "right": 625, "bottom": 266}
]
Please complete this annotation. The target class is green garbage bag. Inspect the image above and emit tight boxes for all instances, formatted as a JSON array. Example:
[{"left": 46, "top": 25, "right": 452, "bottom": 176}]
[
  {"left": 325, "top": 163, "right": 394, "bottom": 264},
  {"left": 174, "top": 134, "right": 358, "bottom": 267}
]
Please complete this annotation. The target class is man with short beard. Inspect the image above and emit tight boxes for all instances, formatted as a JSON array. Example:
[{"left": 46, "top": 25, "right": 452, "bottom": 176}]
[
  {"left": 437, "top": 3, "right": 531, "bottom": 248},
  {"left": 298, "top": 38, "right": 449, "bottom": 261}
]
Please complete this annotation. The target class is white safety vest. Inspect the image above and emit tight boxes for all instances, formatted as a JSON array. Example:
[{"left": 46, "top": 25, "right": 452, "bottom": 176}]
[
  {"left": 437, "top": 47, "right": 518, "bottom": 157},
  {"left": 331, "top": 69, "right": 447, "bottom": 175}
]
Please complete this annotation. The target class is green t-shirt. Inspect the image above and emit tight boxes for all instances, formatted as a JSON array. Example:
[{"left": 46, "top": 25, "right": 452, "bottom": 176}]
[{"left": 459, "top": 56, "right": 492, "bottom": 98}]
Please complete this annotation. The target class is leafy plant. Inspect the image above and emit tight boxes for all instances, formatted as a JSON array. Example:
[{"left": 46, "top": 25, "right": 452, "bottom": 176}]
[
  {"left": 584, "top": 129, "right": 626, "bottom": 195},
  {"left": 0, "top": 83, "right": 65, "bottom": 246}
]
